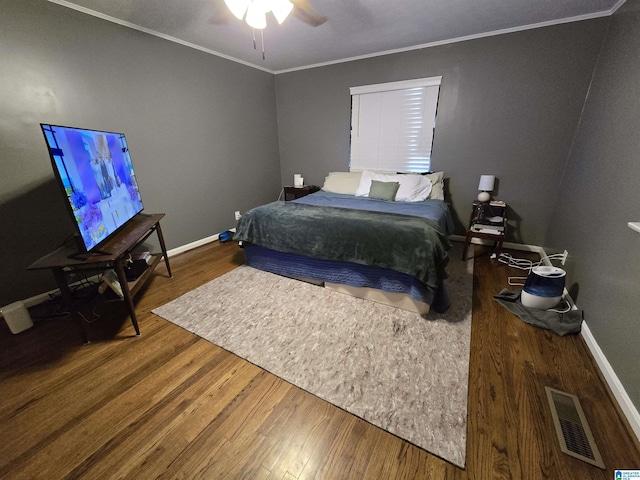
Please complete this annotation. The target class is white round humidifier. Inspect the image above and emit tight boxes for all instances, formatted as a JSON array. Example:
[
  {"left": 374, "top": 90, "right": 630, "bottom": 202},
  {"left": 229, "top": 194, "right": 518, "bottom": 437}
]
[{"left": 520, "top": 266, "right": 566, "bottom": 310}]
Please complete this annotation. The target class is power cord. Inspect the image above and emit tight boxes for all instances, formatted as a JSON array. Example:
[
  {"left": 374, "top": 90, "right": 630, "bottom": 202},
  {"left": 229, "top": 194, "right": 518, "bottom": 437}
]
[
  {"left": 497, "top": 252, "right": 566, "bottom": 272},
  {"left": 547, "top": 301, "right": 571, "bottom": 314},
  {"left": 499, "top": 252, "right": 567, "bottom": 285},
  {"left": 65, "top": 264, "right": 103, "bottom": 297}
]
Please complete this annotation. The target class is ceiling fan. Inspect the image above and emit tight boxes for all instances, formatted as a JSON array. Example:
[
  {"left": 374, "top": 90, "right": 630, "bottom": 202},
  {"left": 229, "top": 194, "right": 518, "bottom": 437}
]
[
  {"left": 210, "top": 0, "right": 327, "bottom": 29},
  {"left": 210, "top": 0, "right": 327, "bottom": 60}
]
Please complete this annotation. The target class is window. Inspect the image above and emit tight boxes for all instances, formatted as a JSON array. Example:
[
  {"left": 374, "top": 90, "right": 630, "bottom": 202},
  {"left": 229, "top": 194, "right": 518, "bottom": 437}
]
[{"left": 349, "top": 76, "right": 441, "bottom": 173}]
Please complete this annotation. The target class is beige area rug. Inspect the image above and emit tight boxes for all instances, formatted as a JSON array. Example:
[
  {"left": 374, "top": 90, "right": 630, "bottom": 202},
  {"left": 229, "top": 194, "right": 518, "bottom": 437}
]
[{"left": 153, "top": 244, "right": 473, "bottom": 468}]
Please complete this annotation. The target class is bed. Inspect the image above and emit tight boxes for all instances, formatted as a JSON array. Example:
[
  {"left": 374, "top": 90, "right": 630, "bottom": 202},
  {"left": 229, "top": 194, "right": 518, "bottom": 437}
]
[{"left": 233, "top": 171, "right": 454, "bottom": 314}]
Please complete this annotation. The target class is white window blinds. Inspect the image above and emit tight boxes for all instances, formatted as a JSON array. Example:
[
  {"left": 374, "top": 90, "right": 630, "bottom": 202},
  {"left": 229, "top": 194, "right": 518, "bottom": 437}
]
[{"left": 349, "top": 76, "right": 441, "bottom": 173}]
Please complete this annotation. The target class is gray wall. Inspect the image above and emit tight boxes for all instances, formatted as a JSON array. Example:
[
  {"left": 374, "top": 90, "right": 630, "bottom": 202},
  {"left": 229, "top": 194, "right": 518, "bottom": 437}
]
[
  {"left": 275, "top": 20, "right": 608, "bottom": 243},
  {"left": 545, "top": 1, "right": 640, "bottom": 408},
  {"left": 0, "top": 0, "right": 281, "bottom": 306}
]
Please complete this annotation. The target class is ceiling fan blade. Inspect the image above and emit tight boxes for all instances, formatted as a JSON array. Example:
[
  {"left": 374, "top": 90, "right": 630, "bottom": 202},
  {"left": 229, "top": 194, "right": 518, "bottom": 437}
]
[{"left": 290, "top": 0, "right": 327, "bottom": 27}]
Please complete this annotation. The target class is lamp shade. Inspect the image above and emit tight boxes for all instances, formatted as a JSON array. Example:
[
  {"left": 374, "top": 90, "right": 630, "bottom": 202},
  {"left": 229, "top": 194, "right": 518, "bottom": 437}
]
[
  {"left": 245, "top": 1, "right": 267, "bottom": 29},
  {"left": 478, "top": 175, "right": 495, "bottom": 192},
  {"left": 224, "top": 0, "right": 250, "bottom": 20}
]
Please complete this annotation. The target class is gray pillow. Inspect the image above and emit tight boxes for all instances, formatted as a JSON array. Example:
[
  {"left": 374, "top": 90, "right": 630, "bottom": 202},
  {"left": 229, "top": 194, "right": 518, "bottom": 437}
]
[{"left": 369, "top": 180, "right": 400, "bottom": 201}]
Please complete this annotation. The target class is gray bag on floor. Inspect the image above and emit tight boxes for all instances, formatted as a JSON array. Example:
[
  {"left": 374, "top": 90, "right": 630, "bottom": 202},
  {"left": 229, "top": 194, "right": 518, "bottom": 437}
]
[{"left": 493, "top": 289, "right": 582, "bottom": 336}]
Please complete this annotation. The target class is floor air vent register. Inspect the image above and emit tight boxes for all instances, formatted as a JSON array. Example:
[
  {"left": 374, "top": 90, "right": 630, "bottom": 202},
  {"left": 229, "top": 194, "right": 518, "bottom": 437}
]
[{"left": 545, "top": 387, "right": 605, "bottom": 469}]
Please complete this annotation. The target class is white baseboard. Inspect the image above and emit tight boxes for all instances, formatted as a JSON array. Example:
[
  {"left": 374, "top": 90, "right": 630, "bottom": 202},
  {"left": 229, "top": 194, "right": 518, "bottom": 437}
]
[
  {"left": 166, "top": 228, "right": 235, "bottom": 257},
  {"left": 166, "top": 233, "right": 220, "bottom": 257},
  {"left": 580, "top": 322, "right": 640, "bottom": 442},
  {"left": 449, "top": 235, "right": 543, "bottom": 253},
  {"left": 537, "top": 248, "right": 640, "bottom": 443}
]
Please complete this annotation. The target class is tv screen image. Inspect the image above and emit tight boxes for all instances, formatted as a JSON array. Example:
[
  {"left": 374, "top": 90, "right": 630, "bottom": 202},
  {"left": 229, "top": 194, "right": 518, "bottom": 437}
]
[{"left": 40, "top": 124, "right": 144, "bottom": 252}]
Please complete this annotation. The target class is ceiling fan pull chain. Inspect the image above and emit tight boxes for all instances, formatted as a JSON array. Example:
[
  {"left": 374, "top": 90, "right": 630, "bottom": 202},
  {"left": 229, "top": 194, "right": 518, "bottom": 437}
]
[
  {"left": 261, "top": 29, "right": 265, "bottom": 60},
  {"left": 252, "top": 28, "right": 257, "bottom": 50}
]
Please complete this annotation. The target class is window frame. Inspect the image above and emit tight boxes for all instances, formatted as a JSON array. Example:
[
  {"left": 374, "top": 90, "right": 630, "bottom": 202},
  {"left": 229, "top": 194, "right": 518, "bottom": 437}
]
[{"left": 349, "top": 76, "right": 442, "bottom": 173}]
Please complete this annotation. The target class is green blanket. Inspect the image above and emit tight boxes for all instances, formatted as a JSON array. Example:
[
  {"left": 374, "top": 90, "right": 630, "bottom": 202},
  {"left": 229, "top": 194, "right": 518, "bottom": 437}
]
[{"left": 233, "top": 201, "right": 451, "bottom": 288}]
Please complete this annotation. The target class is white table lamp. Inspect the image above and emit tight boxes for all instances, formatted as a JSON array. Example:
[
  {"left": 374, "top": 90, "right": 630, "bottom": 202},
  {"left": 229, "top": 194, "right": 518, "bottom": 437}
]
[{"left": 478, "top": 175, "right": 495, "bottom": 202}]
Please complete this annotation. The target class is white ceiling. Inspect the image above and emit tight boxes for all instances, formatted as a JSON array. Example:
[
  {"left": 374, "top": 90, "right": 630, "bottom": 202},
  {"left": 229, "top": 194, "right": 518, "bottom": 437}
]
[{"left": 50, "top": 0, "right": 624, "bottom": 73}]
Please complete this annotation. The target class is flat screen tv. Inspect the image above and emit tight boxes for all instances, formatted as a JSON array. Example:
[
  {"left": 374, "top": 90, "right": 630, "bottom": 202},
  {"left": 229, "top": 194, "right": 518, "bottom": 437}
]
[{"left": 40, "top": 124, "right": 144, "bottom": 254}]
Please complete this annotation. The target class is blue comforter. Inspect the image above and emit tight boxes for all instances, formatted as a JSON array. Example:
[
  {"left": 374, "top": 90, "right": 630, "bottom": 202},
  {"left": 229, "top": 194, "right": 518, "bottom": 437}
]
[{"left": 234, "top": 191, "right": 453, "bottom": 288}]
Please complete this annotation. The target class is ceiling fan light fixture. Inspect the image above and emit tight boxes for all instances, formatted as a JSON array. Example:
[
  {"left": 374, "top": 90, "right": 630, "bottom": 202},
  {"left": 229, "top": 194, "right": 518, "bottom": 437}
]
[
  {"left": 224, "top": 0, "right": 250, "bottom": 20},
  {"left": 245, "top": 2, "right": 267, "bottom": 29},
  {"left": 271, "top": 0, "right": 294, "bottom": 24}
]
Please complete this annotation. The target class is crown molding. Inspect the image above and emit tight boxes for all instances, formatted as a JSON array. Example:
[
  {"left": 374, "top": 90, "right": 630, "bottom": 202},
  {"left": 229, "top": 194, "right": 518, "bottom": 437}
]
[{"left": 48, "top": 0, "right": 621, "bottom": 75}]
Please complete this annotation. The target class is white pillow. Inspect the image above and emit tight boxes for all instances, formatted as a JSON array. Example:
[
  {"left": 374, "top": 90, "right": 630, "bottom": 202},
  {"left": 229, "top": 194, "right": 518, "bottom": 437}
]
[
  {"left": 355, "top": 170, "right": 432, "bottom": 202},
  {"left": 354, "top": 170, "right": 378, "bottom": 196},
  {"left": 393, "top": 171, "right": 445, "bottom": 200},
  {"left": 321, "top": 171, "right": 363, "bottom": 195},
  {"left": 422, "top": 171, "right": 445, "bottom": 200}
]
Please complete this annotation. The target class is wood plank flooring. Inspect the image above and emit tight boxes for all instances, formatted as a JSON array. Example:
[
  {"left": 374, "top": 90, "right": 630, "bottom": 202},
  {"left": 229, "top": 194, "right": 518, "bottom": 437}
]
[{"left": 1, "top": 240, "right": 638, "bottom": 479}]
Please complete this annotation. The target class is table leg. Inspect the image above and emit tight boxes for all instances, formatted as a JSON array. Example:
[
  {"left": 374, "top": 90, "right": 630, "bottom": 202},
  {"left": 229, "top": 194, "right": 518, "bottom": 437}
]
[
  {"left": 462, "top": 233, "right": 472, "bottom": 260},
  {"left": 114, "top": 260, "right": 141, "bottom": 337},
  {"left": 155, "top": 222, "right": 172, "bottom": 278}
]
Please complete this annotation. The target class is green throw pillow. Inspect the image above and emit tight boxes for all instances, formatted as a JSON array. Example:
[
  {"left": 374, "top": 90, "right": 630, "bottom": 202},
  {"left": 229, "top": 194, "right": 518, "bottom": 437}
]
[{"left": 369, "top": 180, "right": 400, "bottom": 201}]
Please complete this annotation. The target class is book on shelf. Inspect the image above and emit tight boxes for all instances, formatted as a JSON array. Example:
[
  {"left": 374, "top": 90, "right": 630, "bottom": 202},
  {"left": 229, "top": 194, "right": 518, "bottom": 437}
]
[
  {"left": 132, "top": 251, "right": 152, "bottom": 263},
  {"left": 471, "top": 223, "right": 504, "bottom": 234},
  {"left": 474, "top": 216, "right": 504, "bottom": 227}
]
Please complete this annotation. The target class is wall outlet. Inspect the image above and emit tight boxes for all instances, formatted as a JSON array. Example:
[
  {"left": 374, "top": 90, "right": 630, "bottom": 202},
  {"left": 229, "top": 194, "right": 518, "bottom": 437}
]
[
  {"left": 562, "top": 250, "right": 568, "bottom": 265},
  {"left": 234, "top": 211, "right": 241, "bottom": 221}
]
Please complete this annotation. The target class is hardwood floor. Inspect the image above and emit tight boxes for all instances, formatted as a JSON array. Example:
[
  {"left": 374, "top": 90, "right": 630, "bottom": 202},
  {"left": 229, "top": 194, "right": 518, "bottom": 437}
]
[{"left": 1, "top": 240, "right": 638, "bottom": 479}]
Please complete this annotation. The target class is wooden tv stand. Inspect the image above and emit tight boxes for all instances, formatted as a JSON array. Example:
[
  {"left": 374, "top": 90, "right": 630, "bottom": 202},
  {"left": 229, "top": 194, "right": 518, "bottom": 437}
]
[{"left": 28, "top": 213, "right": 172, "bottom": 344}]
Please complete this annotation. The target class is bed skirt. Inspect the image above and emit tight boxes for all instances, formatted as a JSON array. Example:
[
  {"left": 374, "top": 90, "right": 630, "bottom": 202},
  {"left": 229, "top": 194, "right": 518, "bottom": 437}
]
[{"left": 242, "top": 244, "right": 451, "bottom": 313}]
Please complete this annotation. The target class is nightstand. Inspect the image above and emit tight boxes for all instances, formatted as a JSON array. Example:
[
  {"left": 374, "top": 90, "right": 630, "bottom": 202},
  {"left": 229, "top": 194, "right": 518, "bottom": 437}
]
[
  {"left": 283, "top": 185, "right": 320, "bottom": 201},
  {"left": 462, "top": 201, "right": 507, "bottom": 260}
]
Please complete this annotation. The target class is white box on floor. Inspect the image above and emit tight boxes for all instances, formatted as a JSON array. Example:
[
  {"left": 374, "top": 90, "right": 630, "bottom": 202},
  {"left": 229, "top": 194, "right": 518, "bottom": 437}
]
[{"left": 1, "top": 301, "right": 34, "bottom": 334}]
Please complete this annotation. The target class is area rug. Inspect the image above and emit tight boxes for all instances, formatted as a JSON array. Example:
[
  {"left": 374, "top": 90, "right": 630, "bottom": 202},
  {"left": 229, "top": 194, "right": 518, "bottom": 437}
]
[{"left": 153, "top": 244, "right": 473, "bottom": 468}]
